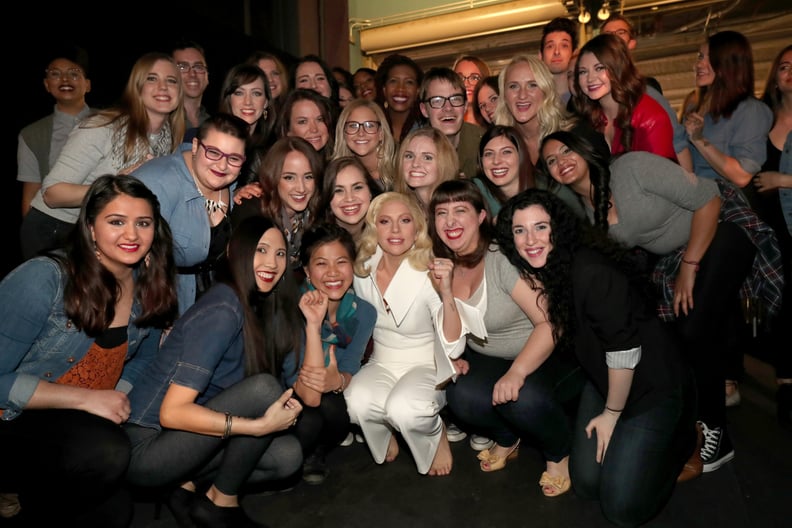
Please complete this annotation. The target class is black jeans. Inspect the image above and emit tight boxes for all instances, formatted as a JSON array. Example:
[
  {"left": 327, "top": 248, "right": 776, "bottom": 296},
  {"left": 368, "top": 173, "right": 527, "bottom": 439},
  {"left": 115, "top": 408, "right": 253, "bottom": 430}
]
[
  {"left": 0, "top": 409, "right": 132, "bottom": 527},
  {"left": 124, "top": 373, "right": 302, "bottom": 495},
  {"left": 291, "top": 391, "right": 350, "bottom": 456}
]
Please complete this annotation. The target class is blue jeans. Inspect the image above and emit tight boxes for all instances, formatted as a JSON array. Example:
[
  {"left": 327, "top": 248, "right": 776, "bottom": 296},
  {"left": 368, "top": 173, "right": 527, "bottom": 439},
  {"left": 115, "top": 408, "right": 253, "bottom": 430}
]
[
  {"left": 446, "top": 348, "right": 581, "bottom": 461},
  {"left": 570, "top": 379, "right": 696, "bottom": 528}
]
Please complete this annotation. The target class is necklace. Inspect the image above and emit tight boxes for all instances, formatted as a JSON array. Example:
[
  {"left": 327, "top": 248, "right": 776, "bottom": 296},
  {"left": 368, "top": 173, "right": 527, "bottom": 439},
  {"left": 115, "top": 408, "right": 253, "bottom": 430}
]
[{"left": 191, "top": 172, "right": 227, "bottom": 215}]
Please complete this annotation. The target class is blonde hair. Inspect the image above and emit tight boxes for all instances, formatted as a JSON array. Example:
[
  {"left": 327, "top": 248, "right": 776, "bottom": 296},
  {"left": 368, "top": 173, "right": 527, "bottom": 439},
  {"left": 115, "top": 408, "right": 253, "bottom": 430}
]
[
  {"left": 393, "top": 127, "right": 459, "bottom": 210},
  {"left": 493, "top": 55, "right": 571, "bottom": 143},
  {"left": 332, "top": 99, "right": 396, "bottom": 189},
  {"left": 354, "top": 191, "right": 433, "bottom": 277}
]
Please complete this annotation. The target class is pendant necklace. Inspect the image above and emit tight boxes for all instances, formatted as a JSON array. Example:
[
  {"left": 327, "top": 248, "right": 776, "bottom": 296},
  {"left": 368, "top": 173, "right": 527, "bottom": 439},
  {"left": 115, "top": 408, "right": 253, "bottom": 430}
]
[{"left": 192, "top": 173, "right": 227, "bottom": 215}]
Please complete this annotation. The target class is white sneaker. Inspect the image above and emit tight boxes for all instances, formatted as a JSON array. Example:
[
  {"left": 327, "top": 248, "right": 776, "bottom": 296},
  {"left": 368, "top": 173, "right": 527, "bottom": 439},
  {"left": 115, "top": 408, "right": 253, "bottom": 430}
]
[
  {"left": 446, "top": 422, "right": 467, "bottom": 442},
  {"left": 470, "top": 434, "right": 495, "bottom": 451},
  {"left": 340, "top": 432, "right": 354, "bottom": 447}
]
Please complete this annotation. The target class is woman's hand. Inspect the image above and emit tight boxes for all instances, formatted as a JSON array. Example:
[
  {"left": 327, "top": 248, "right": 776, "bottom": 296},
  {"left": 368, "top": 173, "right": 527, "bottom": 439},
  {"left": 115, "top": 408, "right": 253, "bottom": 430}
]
[
  {"left": 258, "top": 388, "right": 303, "bottom": 433},
  {"left": 753, "top": 171, "right": 783, "bottom": 192},
  {"left": 684, "top": 112, "right": 705, "bottom": 141},
  {"left": 673, "top": 263, "right": 697, "bottom": 317},
  {"left": 233, "top": 182, "right": 262, "bottom": 204},
  {"left": 428, "top": 258, "right": 455, "bottom": 296},
  {"left": 298, "top": 346, "right": 340, "bottom": 394},
  {"left": 299, "top": 289, "right": 329, "bottom": 327},
  {"left": 83, "top": 390, "right": 131, "bottom": 424},
  {"left": 452, "top": 358, "right": 470, "bottom": 376},
  {"left": 492, "top": 370, "right": 524, "bottom": 405},
  {"left": 585, "top": 411, "right": 620, "bottom": 463},
  {"left": 120, "top": 154, "right": 154, "bottom": 175}
]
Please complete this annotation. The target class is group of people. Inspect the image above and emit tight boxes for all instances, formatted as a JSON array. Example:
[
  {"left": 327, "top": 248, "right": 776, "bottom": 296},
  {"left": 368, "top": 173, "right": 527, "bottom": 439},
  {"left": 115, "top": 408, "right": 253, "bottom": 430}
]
[{"left": 4, "top": 13, "right": 791, "bottom": 528}]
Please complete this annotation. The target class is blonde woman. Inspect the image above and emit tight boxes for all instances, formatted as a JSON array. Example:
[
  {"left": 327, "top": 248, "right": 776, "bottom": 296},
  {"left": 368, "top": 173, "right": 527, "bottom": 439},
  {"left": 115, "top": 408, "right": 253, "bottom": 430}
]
[
  {"left": 332, "top": 99, "right": 396, "bottom": 190},
  {"left": 393, "top": 127, "right": 459, "bottom": 213}
]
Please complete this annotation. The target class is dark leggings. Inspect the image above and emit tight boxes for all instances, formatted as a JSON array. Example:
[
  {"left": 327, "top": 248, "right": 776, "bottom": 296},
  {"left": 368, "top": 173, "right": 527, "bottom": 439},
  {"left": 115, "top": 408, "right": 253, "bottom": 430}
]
[
  {"left": 445, "top": 348, "right": 579, "bottom": 461},
  {"left": 672, "top": 221, "right": 755, "bottom": 427},
  {"left": 0, "top": 409, "right": 132, "bottom": 527},
  {"left": 570, "top": 379, "right": 696, "bottom": 528},
  {"left": 124, "top": 373, "right": 302, "bottom": 495},
  {"left": 291, "top": 391, "right": 350, "bottom": 455}
]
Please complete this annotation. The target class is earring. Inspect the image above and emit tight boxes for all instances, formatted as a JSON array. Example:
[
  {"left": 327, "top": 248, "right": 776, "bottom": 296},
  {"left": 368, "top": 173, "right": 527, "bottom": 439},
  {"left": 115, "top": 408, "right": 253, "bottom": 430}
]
[
  {"left": 94, "top": 242, "right": 102, "bottom": 262},
  {"left": 144, "top": 252, "right": 151, "bottom": 268}
]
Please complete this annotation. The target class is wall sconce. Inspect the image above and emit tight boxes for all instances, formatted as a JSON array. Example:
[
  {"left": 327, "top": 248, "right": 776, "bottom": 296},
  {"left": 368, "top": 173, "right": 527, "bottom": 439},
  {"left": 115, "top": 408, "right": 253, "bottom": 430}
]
[
  {"left": 597, "top": 2, "right": 611, "bottom": 21},
  {"left": 578, "top": 3, "right": 591, "bottom": 24}
]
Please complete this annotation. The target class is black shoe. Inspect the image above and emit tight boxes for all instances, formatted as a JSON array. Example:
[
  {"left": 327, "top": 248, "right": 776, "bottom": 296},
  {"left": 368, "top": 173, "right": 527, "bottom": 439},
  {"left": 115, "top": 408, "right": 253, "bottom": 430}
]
[
  {"left": 777, "top": 384, "right": 792, "bottom": 429},
  {"left": 699, "top": 421, "right": 735, "bottom": 473},
  {"left": 302, "top": 449, "right": 329, "bottom": 485},
  {"left": 167, "top": 487, "right": 197, "bottom": 528},
  {"left": 189, "top": 494, "right": 268, "bottom": 528}
]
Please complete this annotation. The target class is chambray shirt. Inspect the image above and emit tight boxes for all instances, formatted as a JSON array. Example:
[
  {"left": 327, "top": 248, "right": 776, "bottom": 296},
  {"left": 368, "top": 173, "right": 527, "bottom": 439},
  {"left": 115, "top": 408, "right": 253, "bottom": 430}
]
[
  {"left": 127, "top": 282, "right": 247, "bottom": 430},
  {"left": 0, "top": 257, "right": 160, "bottom": 420}
]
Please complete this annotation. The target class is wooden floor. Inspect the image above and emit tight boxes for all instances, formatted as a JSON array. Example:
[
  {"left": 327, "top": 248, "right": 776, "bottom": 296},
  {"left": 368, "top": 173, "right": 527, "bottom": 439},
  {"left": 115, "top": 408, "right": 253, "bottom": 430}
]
[{"left": 132, "top": 354, "right": 792, "bottom": 528}]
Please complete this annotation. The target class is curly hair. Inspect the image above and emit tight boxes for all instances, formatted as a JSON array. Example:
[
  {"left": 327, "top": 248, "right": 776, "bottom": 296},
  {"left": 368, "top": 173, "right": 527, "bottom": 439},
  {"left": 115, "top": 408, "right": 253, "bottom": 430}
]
[
  {"left": 572, "top": 33, "right": 645, "bottom": 154},
  {"left": 354, "top": 192, "right": 433, "bottom": 277},
  {"left": 57, "top": 174, "right": 178, "bottom": 335}
]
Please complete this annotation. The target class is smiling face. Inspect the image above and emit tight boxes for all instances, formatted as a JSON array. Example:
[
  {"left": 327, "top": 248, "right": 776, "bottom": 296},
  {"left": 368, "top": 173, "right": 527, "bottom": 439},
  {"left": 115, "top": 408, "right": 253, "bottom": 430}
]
[
  {"left": 777, "top": 50, "right": 792, "bottom": 95},
  {"left": 257, "top": 58, "right": 283, "bottom": 99},
  {"left": 434, "top": 199, "right": 486, "bottom": 256},
  {"left": 90, "top": 194, "right": 155, "bottom": 278},
  {"left": 695, "top": 43, "right": 715, "bottom": 88},
  {"left": 420, "top": 79, "right": 465, "bottom": 140},
  {"left": 44, "top": 57, "right": 91, "bottom": 106},
  {"left": 383, "top": 64, "right": 419, "bottom": 113},
  {"left": 345, "top": 105, "right": 382, "bottom": 158},
  {"left": 353, "top": 70, "right": 376, "bottom": 100},
  {"left": 477, "top": 84, "right": 498, "bottom": 124},
  {"left": 482, "top": 135, "right": 520, "bottom": 198},
  {"left": 229, "top": 77, "right": 268, "bottom": 129},
  {"left": 304, "top": 240, "right": 354, "bottom": 302},
  {"left": 375, "top": 199, "right": 417, "bottom": 258},
  {"left": 277, "top": 150, "right": 316, "bottom": 216},
  {"left": 401, "top": 135, "right": 439, "bottom": 194},
  {"left": 541, "top": 139, "right": 590, "bottom": 196},
  {"left": 141, "top": 59, "right": 180, "bottom": 118},
  {"left": 455, "top": 60, "right": 483, "bottom": 103},
  {"left": 504, "top": 62, "right": 543, "bottom": 125},
  {"left": 287, "top": 99, "right": 330, "bottom": 151},
  {"left": 511, "top": 204, "right": 553, "bottom": 268},
  {"left": 541, "top": 31, "right": 574, "bottom": 75},
  {"left": 173, "top": 47, "right": 208, "bottom": 99},
  {"left": 295, "top": 61, "right": 332, "bottom": 98},
  {"left": 331, "top": 165, "right": 373, "bottom": 231},
  {"left": 577, "top": 52, "right": 612, "bottom": 102},
  {"left": 190, "top": 129, "right": 246, "bottom": 192},
  {"left": 253, "top": 227, "right": 288, "bottom": 292}
]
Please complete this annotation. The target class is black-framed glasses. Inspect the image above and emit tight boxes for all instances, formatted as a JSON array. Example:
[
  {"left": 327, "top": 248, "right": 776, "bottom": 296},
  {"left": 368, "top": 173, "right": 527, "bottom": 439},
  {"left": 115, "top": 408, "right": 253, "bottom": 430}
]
[
  {"left": 457, "top": 73, "right": 482, "bottom": 84},
  {"left": 423, "top": 94, "right": 466, "bottom": 109},
  {"left": 177, "top": 62, "right": 208, "bottom": 74},
  {"left": 604, "top": 28, "right": 631, "bottom": 40},
  {"left": 45, "top": 68, "right": 84, "bottom": 81},
  {"left": 198, "top": 141, "right": 246, "bottom": 167},
  {"left": 344, "top": 120, "right": 381, "bottom": 135}
]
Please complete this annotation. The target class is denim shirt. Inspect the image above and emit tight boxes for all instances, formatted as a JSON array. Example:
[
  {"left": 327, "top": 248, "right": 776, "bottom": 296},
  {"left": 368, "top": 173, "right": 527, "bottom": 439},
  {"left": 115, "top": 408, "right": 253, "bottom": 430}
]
[
  {"left": 127, "top": 282, "right": 246, "bottom": 430},
  {"left": 0, "top": 257, "right": 160, "bottom": 420},
  {"left": 689, "top": 97, "right": 773, "bottom": 180},
  {"left": 779, "top": 131, "right": 792, "bottom": 236}
]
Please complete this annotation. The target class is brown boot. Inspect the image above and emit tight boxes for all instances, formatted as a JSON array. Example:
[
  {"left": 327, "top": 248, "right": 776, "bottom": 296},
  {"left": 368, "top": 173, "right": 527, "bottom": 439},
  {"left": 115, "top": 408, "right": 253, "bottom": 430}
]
[{"left": 677, "top": 422, "right": 703, "bottom": 482}]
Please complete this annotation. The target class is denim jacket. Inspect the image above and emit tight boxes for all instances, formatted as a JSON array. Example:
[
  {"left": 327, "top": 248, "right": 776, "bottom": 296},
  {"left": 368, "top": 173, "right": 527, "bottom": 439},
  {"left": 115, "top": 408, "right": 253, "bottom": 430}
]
[
  {"left": 127, "top": 282, "right": 246, "bottom": 430},
  {"left": 779, "top": 131, "right": 792, "bottom": 236},
  {"left": 0, "top": 257, "right": 161, "bottom": 420}
]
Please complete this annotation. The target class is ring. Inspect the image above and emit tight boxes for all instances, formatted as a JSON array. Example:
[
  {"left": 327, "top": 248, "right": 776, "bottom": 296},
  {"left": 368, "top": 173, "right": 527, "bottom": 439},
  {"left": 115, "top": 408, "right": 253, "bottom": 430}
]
[{"left": 292, "top": 419, "right": 297, "bottom": 426}]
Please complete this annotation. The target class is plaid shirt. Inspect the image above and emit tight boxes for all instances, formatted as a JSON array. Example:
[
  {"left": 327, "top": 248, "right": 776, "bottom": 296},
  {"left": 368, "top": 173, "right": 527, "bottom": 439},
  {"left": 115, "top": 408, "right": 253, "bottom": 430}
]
[{"left": 651, "top": 179, "right": 785, "bottom": 322}]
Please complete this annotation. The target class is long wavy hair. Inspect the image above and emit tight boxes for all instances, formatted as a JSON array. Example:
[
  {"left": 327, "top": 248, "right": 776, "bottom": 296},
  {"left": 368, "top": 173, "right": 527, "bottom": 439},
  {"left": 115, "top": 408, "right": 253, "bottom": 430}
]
[
  {"left": 89, "top": 52, "right": 185, "bottom": 165},
  {"left": 429, "top": 179, "right": 495, "bottom": 268},
  {"left": 393, "top": 127, "right": 459, "bottom": 210},
  {"left": 56, "top": 174, "right": 178, "bottom": 335},
  {"left": 256, "top": 136, "right": 325, "bottom": 232},
  {"left": 225, "top": 215, "right": 301, "bottom": 376},
  {"left": 476, "top": 125, "right": 534, "bottom": 205},
  {"left": 332, "top": 98, "right": 396, "bottom": 188},
  {"left": 536, "top": 130, "right": 613, "bottom": 232},
  {"left": 705, "top": 31, "right": 755, "bottom": 121},
  {"left": 493, "top": 55, "right": 571, "bottom": 143},
  {"left": 317, "top": 156, "right": 382, "bottom": 227},
  {"left": 354, "top": 192, "right": 433, "bottom": 277},
  {"left": 572, "top": 33, "right": 645, "bottom": 154}
]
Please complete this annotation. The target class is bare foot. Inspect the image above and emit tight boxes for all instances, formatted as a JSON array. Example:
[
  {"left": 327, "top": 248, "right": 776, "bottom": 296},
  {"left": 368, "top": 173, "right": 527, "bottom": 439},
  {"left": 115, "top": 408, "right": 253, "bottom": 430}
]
[
  {"left": 385, "top": 434, "right": 399, "bottom": 463},
  {"left": 428, "top": 434, "right": 453, "bottom": 476}
]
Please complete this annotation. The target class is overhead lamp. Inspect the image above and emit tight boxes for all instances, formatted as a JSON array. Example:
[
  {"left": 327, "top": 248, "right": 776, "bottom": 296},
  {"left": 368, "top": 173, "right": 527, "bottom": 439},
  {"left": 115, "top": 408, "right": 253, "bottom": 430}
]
[
  {"left": 578, "top": 3, "right": 591, "bottom": 24},
  {"left": 597, "top": 2, "right": 611, "bottom": 21}
]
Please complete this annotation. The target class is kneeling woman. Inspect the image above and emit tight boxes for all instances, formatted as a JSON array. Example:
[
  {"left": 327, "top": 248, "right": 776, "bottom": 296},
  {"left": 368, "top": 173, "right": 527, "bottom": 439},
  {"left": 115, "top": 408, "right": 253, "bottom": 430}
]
[
  {"left": 497, "top": 190, "right": 696, "bottom": 527},
  {"left": 124, "top": 216, "right": 304, "bottom": 528}
]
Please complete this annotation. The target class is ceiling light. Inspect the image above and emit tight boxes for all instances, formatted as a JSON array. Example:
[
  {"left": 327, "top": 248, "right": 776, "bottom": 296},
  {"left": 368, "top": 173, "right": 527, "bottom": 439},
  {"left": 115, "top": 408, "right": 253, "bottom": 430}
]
[
  {"left": 578, "top": 3, "right": 591, "bottom": 24},
  {"left": 597, "top": 2, "right": 610, "bottom": 21}
]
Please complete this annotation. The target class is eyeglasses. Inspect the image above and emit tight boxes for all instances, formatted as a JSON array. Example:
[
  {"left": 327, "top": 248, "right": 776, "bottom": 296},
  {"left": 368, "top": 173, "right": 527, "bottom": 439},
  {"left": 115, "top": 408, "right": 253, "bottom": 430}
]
[
  {"left": 457, "top": 73, "right": 482, "bottom": 84},
  {"left": 45, "top": 68, "right": 84, "bottom": 81},
  {"left": 344, "top": 120, "right": 381, "bottom": 135},
  {"left": 423, "top": 94, "right": 466, "bottom": 109},
  {"left": 176, "top": 62, "right": 208, "bottom": 74},
  {"left": 604, "top": 28, "right": 631, "bottom": 39},
  {"left": 198, "top": 141, "right": 246, "bottom": 167}
]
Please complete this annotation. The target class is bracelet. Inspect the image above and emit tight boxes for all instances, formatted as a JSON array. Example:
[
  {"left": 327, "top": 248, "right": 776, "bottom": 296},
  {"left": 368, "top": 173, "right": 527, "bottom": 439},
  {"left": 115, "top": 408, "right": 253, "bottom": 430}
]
[
  {"left": 222, "top": 412, "right": 233, "bottom": 439},
  {"left": 604, "top": 406, "right": 623, "bottom": 415},
  {"left": 333, "top": 372, "right": 346, "bottom": 394},
  {"left": 681, "top": 258, "right": 700, "bottom": 272}
]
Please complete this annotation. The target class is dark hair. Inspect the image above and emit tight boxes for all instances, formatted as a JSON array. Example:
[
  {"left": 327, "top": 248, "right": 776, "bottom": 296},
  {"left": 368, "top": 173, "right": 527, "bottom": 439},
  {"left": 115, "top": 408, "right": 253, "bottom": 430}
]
[
  {"left": 419, "top": 67, "right": 465, "bottom": 102},
  {"left": 600, "top": 14, "right": 635, "bottom": 39},
  {"left": 169, "top": 38, "right": 205, "bottom": 58},
  {"left": 292, "top": 54, "right": 340, "bottom": 105},
  {"left": 276, "top": 88, "right": 337, "bottom": 158},
  {"left": 536, "top": 130, "right": 612, "bottom": 232},
  {"left": 332, "top": 66, "right": 354, "bottom": 89},
  {"left": 45, "top": 42, "right": 91, "bottom": 78},
  {"left": 58, "top": 174, "right": 178, "bottom": 335},
  {"left": 429, "top": 179, "right": 494, "bottom": 268},
  {"left": 706, "top": 30, "right": 756, "bottom": 120},
  {"left": 218, "top": 63, "right": 274, "bottom": 144},
  {"left": 374, "top": 54, "right": 424, "bottom": 142},
  {"left": 541, "top": 17, "right": 578, "bottom": 51},
  {"left": 761, "top": 44, "right": 792, "bottom": 116},
  {"left": 472, "top": 75, "right": 499, "bottom": 127},
  {"left": 573, "top": 33, "right": 644, "bottom": 153},
  {"left": 476, "top": 125, "right": 534, "bottom": 205},
  {"left": 196, "top": 112, "right": 250, "bottom": 143},
  {"left": 317, "top": 156, "right": 382, "bottom": 226},
  {"left": 226, "top": 215, "right": 301, "bottom": 375},
  {"left": 300, "top": 222, "right": 358, "bottom": 268}
]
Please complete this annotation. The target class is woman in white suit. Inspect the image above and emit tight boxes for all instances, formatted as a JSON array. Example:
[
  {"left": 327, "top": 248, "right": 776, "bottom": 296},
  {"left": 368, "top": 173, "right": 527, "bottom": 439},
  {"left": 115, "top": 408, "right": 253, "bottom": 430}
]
[{"left": 344, "top": 192, "right": 464, "bottom": 476}]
